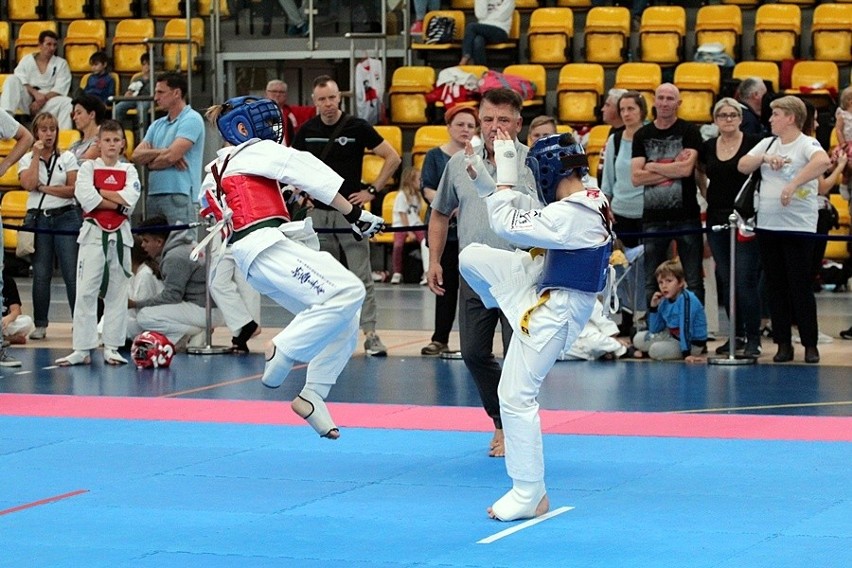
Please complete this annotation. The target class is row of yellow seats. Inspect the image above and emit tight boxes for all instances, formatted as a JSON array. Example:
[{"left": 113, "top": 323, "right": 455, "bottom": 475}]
[
  {"left": 4, "top": 0, "right": 230, "bottom": 21},
  {"left": 0, "top": 18, "right": 204, "bottom": 74}
]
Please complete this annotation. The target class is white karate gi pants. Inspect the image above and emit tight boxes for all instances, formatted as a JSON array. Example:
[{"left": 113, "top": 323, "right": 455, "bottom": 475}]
[
  {"left": 232, "top": 226, "right": 365, "bottom": 389},
  {"left": 73, "top": 237, "right": 131, "bottom": 351},
  {"left": 209, "top": 247, "right": 261, "bottom": 335},
  {"left": 461, "top": 244, "right": 592, "bottom": 483},
  {"left": 0, "top": 77, "right": 73, "bottom": 130}
]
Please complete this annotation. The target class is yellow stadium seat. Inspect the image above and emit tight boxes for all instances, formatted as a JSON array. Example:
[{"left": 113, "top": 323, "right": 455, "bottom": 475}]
[
  {"left": 388, "top": 66, "right": 436, "bottom": 126},
  {"left": 754, "top": 4, "right": 801, "bottom": 62},
  {"left": 485, "top": 10, "right": 521, "bottom": 62},
  {"left": 811, "top": 4, "right": 852, "bottom": 64},
  {"left": 124, "top": 129, "right": 136, "bottom": 161},
  {"left": 63, "top": 20, "right": 107, "bottom": 74},
  {"left": 370, "top": 190, "right": 401, "bottom": 248},
  {"left": 585, "top": 124, "right": 611, "bottom": 179},
  {"left": 556, "top": 63, "right": 604, "bottom": 124},
  {"left": 411, "top": 11, "right": 465, "bottom": 56},
  {"left": 149, "top": 0, "right": 184, "bottom": 18},
  {"left": 54, "top": 0, "right": 93, "bottom": 19},
  {"left": 0, "top": 22, "right": 9, "bottom": 70},
  {"left": 720, "top": 0, "right": 759, "bottom": 7},
  {"left": 1, "top": 191, "right": 29, "bottom": 250},
  {"left": 362, "top": 126, "right": 402, "bottom": 189},
  {"left": 786, "top": 61, "right": 839, "bottom": 111},
  {"left": 433, "top": 64, "right": 487, "bottom": 111},
  {"left": 7, "top": 0, "right": 43, "bottom": 21},
  {"left": 778, "top": 0, "right": 815, "bottom": 5},
  {"left": 57, "top": 129, "right": 81, "bottom": 152},
  {"left": 163, "top": 18, "right": 205, "bottom": 72},
  {"left": 733, "top": 61, "right": 779, "bottom": 92},
  {"left": 674, "top": 62, "right": 720, "bottom": 123},
  {"left": 695, "top": 5, "right": 742, "bottom": 60},
  {"left": 502, "top": 64, "right": 546, "bottom": 112},
  {"left": 583, "top": 7, "right": 631, "bottom": 66},
  {"left": 411, "top": 126, "right": 450, "bottom": 172},
  {"left": 556, "top": 124, "right": 575, "bottom": 135},
  {"left": 15, "top": 21, "right": 58, "bottom": 63},
  {"left": 450, "top": 0, "right": 473, "bottom": 8},
  {"left": 556, "top": 0, "right": 592, "bottom": 9},
  {"left": 197, "top": 0, "right": 231, "bottom": 17},
  {"left": 614, "top": 62, "right": 661, "bottom": 120},
  {"left": 112, "top": 19, "right": 155, "bottom": 74},
  {"left": 825, "top": 194, "right": 850, "bottom": 261},
  {"left": 638, "top": 6, "right": 686, "bottom": 66},
  {"left": 101, "top": 0, "right": 138, "bottom": 19},
  {"left": 526, "top": 8, "right": 574, "bottom": 67}
]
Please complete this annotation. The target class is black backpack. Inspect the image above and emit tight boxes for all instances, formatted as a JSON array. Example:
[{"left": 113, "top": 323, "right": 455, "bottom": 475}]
[{"left": 425, "top": 17, "right": 455, "bottom": 44}]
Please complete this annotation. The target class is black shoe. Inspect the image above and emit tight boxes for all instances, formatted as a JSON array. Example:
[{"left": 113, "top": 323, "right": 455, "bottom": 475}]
[
  {"left": 840, "top": 327, "right": 852, "bottom": 340},
  {"left": 773, "top": 343, "right": 794, "bottom": 363},
  {"left": 804, "top": 346, "right": 820, "bottom": 364},
  {"left": 743, "top": 336, "right": 762, "bottom": 358},
  {"left": 715, "top": 337, "right": 746, "bottom": 355}
]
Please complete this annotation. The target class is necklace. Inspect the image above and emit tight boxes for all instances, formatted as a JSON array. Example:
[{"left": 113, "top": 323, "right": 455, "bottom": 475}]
[{"left": 718, "top": 134, "right": 741, "bottom": 154}]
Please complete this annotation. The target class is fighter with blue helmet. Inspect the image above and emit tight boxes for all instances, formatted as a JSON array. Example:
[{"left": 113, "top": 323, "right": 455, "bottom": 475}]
[
  {"left": 459, "top": 130, "right": 615, "bottom": 521},
  {"left": 198, "top": 96, "right": 385, "bottom": 439}
]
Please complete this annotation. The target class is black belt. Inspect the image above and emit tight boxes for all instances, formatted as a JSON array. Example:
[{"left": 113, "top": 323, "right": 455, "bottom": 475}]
[
  {"left": 230, "top": 218, "right": 286, "bottom": 243},
  {"left": 31, "top": 204, "right": 78, "bottom": 217}
]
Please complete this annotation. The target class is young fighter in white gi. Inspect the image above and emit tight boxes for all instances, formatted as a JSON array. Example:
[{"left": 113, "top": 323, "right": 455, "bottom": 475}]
[
  {"left": 459, "top": 131, "right": 615, "bottom": 521},
  {"left": 57, "top": 120, "right": 141, "bottom": 366},
  {"left": 198, "top": 96, "right": 384, "bottom": 439}
]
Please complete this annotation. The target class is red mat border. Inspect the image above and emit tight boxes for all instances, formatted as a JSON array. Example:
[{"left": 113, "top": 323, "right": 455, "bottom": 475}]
[{"left": 0, "top": 394, "right": 849, "bottom": 442}]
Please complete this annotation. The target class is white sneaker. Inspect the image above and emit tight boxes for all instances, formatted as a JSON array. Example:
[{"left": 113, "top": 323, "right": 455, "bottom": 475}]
[
  {"left": 0, "top": 348, "right": 22, "bottom": 367},
  {"left": 390, "top": 272, "right": 403, "bottom": 284}
]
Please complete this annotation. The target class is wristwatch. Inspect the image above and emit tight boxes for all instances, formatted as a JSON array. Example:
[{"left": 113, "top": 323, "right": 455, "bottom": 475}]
[{"left": 366, "top": 185, "right": 378, "bottom": 195}]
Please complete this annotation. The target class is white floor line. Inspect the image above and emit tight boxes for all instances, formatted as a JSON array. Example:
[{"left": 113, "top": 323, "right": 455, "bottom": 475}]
[
  {"left": 42, "top": 365, "right": 60, "bottom": 370},
  {"left": 477, "top": 506, "right": 574, "bottom": 544}
]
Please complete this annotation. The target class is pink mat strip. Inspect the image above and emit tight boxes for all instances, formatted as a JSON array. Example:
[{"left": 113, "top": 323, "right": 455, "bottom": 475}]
[{"left": 1, "top": 394, "right": 849, "bottom": 442}]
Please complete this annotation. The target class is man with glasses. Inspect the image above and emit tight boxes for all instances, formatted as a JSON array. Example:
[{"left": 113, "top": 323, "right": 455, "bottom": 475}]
[
  {"left": 264, "top": 80, "right": 315, "bottom": 147},
  {"left": 132, "top": 73, "right": 205, "bottom": 225},
  {"left": 631, "top": 83, "right": 705, "bottom": 308}
]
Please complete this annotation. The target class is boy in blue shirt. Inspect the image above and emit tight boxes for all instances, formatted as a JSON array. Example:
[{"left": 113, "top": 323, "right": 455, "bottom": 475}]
[
  {"left": 83, "top": 51, "right": 115, "bottom": 106},
  {"left": 633, "top": 259, "right": 708, "bottom": 362}
]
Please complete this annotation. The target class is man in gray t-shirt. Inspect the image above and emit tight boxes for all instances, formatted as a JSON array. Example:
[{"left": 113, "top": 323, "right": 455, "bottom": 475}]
[{"left": 428, "top": 88, "right": 538, "bottom": 457}]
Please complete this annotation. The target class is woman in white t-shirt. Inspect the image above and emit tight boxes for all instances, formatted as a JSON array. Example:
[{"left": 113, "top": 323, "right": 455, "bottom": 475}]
[
  {"left": 17, "top": 111, "right": 82, "bottom": 340},
  {"left": 738, "top": 96, "right": 830, "bottom": 364},
  {"left": 390, "top": 167, "right": 428, "bottom": 285}
]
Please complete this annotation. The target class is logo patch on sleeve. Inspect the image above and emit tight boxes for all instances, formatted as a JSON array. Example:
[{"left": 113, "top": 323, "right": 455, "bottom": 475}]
[{"left": 510, "top": 210, "right": 540, "bottom": 231}]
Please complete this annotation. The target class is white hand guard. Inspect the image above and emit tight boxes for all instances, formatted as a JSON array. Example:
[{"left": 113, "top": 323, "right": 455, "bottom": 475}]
[
  {"left": 345, "top": 205, "right": 385, "bottom": 239},
  {"left": 493, "top": 139, "right": 519, "bottom": 187}
]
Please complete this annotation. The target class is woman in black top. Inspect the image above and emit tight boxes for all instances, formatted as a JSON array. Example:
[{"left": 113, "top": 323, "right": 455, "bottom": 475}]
[{"left": 697, "top": 97, "right": 764, "bottom": 357}]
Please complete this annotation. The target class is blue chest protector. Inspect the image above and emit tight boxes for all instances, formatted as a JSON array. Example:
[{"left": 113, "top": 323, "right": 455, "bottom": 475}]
[{"left": 538, "top": 242, "right": 612, "bottom": 294}]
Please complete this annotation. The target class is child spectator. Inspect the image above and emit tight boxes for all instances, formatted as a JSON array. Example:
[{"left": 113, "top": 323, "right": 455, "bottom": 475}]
[
  {"left": 122, "top": 237, "right": 163, "bottom": 341},
  {"left": 558, "top": 299, "right": 630, "bottom": 361},
  {"left": 633, "top": 259, "right": 708, "bottom": 362},
  {"left": 83, "top": 51, "right": 116, "bottom": 107},
  {"left": 2, "top": 268, "right": 34, "bottom": 347},
  {"left": 834, "top": 86, "right": 852, "bottom": 195},
  {"left": 114, "top": 53, "right": 152, "bottom": 130},
  {"left": 390, "top": 167, "right": 428, "bottom": 285},
  {"left": 56, "top": 120, "right": 141, "bottom": 366}
]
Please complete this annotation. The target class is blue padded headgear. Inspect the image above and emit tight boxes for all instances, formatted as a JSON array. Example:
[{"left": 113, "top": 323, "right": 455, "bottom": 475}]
[
  {"left": 526, "top": 133, "right": 589, "bottom": 204},
  {"left": 217, "top": 96, "right": 284, "bottom": 145}
]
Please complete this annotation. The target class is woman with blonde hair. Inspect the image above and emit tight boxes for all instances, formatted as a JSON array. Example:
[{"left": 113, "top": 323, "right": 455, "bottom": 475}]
[
  {"left": 17, "top": 111, "right": 82, "bottom": 340},
  {"left": 390, "top": 167, "right": 428, "bottom": 285},
  {"left": 738, "top": 96, "right": 831, "bottom": 363}
]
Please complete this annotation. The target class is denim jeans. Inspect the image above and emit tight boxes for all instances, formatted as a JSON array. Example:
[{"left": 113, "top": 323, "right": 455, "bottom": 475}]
[
  {"left": 30, "top": 206, "right": 82, "bottom": 327},
  {"left": 707, "top": 230, "right": 761, "bottom": 339},
  {"left": 462, "top": 23, "right": 508, "bottom": 65},
  {"left": 113, "top": 100, "right": 151, "bottom": 129},
  {"left": 642, "top": 219, "right": 705, "bottom": 307}
]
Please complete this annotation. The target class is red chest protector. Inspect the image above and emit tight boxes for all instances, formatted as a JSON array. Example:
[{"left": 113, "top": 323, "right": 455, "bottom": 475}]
[
  {"left": 218, "top": 174, "right": 290, "bottom": 231},
  {"left": 86, "top": 168, "right": 128, "bottom": 231}
]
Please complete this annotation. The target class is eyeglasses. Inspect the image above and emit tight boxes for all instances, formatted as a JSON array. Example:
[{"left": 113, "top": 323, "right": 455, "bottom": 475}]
[{"left": 715, "top": 112, "right": 740, "bottom": 121}]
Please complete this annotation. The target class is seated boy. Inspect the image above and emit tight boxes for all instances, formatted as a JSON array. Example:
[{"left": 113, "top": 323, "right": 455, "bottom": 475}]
[
  {"left": 632, "top": 259, "right": 708, "bottom": 362},
  {"left": 83, "top": 51, "right": 116, "bottom": 106}
]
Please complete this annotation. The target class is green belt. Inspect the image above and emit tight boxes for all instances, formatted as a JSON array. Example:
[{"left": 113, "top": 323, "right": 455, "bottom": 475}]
[
  {"left": 230, "top": 218, "right": 286, "bottom": 243},
  {"left": 86, "top": 219, "right": 132, "bottom": 298}
]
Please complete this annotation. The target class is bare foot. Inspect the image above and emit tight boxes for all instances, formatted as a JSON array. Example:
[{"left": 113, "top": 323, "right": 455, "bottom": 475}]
[
  {"left": 489, "top": 429, "right": 505, "bottom": 457},
  {"left": 487, "top": 492, "right": 549, "bottom": 521}
]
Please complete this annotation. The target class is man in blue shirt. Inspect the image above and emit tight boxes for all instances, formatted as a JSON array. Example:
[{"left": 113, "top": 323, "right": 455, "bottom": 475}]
[{"left": 132, "top": 72, "right": 204, "bottom": 225}]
